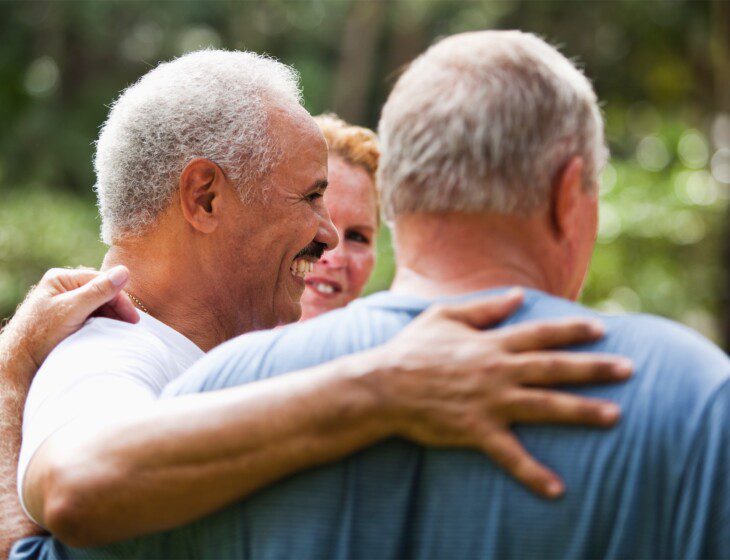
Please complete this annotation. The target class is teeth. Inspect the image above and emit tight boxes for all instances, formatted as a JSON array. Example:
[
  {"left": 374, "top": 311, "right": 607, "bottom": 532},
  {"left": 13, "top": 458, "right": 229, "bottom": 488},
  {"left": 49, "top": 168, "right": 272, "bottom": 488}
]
[
  {"left": 290, "top": 258, "right": 314, "bottom": 279},
  {"left": 314, "top": 282, "right": 334, "bottom": 294}
]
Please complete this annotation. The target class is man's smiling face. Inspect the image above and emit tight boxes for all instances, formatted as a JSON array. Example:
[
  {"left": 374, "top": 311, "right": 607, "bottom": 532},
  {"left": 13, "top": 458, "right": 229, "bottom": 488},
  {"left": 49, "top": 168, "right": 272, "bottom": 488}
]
[{"left": 220, "top": 103, "right": 338, "bottom": 330}]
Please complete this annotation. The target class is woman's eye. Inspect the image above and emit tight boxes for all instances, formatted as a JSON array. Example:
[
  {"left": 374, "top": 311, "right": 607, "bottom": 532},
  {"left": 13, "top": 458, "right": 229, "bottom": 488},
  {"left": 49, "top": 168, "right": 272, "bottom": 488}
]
[{"left": 346, "top": 231, "right": 371, "bottom": 244}]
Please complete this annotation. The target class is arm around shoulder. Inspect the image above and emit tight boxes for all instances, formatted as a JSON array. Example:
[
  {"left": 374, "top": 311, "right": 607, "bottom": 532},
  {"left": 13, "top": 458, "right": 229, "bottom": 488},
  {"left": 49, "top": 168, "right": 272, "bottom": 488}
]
[
  {"left": 24, "top": 294, "right": 633, "bottom": 546},
  {"left": 22, "top": 348, "right": 392, "bottom": 547}
]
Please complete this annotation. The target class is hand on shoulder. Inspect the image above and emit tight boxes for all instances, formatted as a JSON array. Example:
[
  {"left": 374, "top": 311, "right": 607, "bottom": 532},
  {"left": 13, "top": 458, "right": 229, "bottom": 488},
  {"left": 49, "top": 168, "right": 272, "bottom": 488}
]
[
  {"left": 1, "top": 266, "right": 139, "bottom": 376},
  {"left": 364, "top": 289, "right": 633, "bottom": 499}
]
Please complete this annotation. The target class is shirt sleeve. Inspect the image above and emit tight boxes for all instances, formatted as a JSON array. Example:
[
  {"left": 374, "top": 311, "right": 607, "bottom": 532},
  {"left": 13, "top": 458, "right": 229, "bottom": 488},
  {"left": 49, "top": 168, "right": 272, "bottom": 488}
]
[
  {"left": 670, "top": 378, "right": 730, "bottom": 559},
  {"left": 17, "top": 321, "right": 170, "bottom": 521}
]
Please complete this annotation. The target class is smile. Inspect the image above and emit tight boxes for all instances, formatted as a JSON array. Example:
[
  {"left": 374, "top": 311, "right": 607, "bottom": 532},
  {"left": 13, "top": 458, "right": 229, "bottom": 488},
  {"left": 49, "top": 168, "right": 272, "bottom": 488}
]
[
  {"left": 305, "top": 277, "right": 342, "bottom": 295},
  {"left": 290, "top": 257, "right": 315, "bottom": 278}
]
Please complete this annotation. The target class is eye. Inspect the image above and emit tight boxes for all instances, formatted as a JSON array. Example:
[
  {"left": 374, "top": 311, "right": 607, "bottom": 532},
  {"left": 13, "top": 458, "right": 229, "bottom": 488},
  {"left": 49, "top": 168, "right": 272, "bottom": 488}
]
[
  {"left": 346, "top": 230, "right": 371, "bottom": 245},
  {"left": 306, "top": 191, "right": 324, "bottom": 202}
]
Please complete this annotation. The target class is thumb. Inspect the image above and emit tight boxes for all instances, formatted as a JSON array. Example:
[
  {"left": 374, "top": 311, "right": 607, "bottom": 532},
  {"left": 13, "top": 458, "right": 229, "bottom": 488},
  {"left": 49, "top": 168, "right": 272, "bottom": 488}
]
[
  {"left": 66, "top": 265, "right": 130, "bottom": 316},
  {"left": 439, "top": 288, "right": 524, "bottom": 328}
]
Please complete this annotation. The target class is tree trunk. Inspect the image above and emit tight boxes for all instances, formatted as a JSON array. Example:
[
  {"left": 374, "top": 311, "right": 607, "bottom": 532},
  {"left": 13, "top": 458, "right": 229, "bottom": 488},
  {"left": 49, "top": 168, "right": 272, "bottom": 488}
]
[{"left": 332, "top": 0, "right": 388, "bottom": 126}]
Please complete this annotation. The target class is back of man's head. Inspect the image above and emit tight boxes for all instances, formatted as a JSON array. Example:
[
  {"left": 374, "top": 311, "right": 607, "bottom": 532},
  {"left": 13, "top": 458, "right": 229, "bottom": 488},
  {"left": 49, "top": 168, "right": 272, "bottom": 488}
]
[
  {"left": 95, "top": 49, "right": 301, "bottom": 244},
  {"left": 377, "top": 30, "right": 608, "bottom": 221}
]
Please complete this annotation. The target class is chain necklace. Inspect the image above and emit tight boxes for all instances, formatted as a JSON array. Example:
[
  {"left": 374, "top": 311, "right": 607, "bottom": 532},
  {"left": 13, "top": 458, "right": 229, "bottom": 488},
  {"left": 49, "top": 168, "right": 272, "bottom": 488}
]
[{"left": 126, "top": 292, "right": 149, "bottom": 314}]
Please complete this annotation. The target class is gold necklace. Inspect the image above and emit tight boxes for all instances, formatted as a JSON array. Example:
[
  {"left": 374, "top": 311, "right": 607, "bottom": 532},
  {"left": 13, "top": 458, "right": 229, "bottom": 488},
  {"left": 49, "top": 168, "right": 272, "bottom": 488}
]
[{"left": 126, "top": 292, "right": 149, "bottom": 314}]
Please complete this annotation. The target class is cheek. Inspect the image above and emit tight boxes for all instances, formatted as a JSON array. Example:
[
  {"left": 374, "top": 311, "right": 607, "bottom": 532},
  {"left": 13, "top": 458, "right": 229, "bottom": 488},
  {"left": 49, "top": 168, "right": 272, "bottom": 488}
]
[
  {"left": 277, "top": 211, "right": 319, "bottom": 265},
  {"left": 346, "top": 249, "right": 376, "bottom": 295}
]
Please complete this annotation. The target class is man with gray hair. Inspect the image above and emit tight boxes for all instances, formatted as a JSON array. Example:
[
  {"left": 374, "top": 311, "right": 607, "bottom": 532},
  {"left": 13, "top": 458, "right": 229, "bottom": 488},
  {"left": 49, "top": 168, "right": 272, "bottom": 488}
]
[
  {"left": 9, "top": 45, "right": 630, "bottom": 555},
  {"left": 15, "top": 30, "right": 729, "bottom": 559}
]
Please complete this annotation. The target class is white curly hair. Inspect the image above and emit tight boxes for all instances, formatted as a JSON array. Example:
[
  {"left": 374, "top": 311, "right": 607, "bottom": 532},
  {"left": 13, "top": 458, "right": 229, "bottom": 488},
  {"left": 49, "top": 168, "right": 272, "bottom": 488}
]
[{"left": 94, "top": 49, "right": 302, "bottom": 244}]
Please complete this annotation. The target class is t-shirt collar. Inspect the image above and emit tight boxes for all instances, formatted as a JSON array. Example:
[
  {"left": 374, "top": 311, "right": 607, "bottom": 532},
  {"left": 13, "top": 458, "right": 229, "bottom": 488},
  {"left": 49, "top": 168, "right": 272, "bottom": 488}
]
[{"left": 355, "top": 286, "right": 540, "bottom": 313}]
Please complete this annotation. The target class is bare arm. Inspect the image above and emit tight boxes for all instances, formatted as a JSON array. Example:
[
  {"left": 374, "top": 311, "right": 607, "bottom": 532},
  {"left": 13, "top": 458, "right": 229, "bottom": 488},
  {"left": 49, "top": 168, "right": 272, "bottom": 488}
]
[
  {"left": 26, "top": 290, "right": 631, "bottom": 547},
  {"left": 0, "top": 333, "right": 44, "bottom": 557},
  {"left": 0, "top": 266, "right": 137, "bottom": 558}
]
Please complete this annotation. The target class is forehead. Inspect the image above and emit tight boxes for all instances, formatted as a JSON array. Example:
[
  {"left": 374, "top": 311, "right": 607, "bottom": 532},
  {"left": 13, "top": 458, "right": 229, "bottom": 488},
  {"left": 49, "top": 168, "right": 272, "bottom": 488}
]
[
  {"left": 269, "top": 104, "right": 327, "bottom": 167},
  {"left": 260, "top": 104, "right": 328, "bottom": 200}
]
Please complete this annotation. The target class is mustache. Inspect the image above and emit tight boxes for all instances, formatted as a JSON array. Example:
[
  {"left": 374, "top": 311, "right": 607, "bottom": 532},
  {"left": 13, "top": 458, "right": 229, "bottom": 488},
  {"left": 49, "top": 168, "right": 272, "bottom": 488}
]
[{"left": 295, "top": 241, "right": 327, "bottom": 261}]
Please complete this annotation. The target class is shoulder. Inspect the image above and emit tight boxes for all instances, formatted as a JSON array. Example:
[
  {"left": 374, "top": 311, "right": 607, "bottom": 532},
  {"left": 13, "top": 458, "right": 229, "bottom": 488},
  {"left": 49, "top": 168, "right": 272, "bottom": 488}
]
[
  {"left": 30, "top": 316, "right": 174, "bottom": 400},
  {"left": 273, "top": 302, "right": 404, "bottom": 357},
  {"left": 22, "top": 317, "right": 176, "bottom": 462},
  {"left": 514, "top": 290, "right": 730, "bottom": 415},
  {"left": 43, "top": 316, "right": 170, "bottom": 370},
  {"left": 167, "top": 302, "right": 402, "bottom": 396},
  {"left": 603, "top": 314, "right": 730, "bottom": 446},
  {"left": 596, "top": 314, "right": 730, "bottom": 478},
  {"left": 517, "top": 292, "right": 730, "bottom": 479},
  {"left": 52, "top": 315, "right": 167, "bottom": 351},
  {"left": 601, "top": 313, "right": 730, "bottom": 388},
  {"left": 165, "top": 327, "right": 285, "bottom": 394},
  {"left": 517, "top": 291, "right": 729, "bottom": 383},
  {"left": 579, "top": 307, "right": 729, "bottom": 451}
]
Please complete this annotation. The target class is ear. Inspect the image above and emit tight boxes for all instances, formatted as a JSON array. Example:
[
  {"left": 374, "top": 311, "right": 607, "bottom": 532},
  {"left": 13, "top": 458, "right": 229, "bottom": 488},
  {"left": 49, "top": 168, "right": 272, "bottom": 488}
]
[
  {"left": 549, "top": 156, "right": 587, "bottom": 240},
  {"left": 178, "top": 158, "right": 227, "bottom": 234}
]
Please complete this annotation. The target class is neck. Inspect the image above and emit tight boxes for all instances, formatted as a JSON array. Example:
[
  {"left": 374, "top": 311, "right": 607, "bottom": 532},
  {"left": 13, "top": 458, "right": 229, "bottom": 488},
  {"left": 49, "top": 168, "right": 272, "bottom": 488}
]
[
  {"left": 102, "top": 239, "right": 229, "bottom": 352},
  {"left": 390, "top": 212, "right": 568, "bottom": 300}
]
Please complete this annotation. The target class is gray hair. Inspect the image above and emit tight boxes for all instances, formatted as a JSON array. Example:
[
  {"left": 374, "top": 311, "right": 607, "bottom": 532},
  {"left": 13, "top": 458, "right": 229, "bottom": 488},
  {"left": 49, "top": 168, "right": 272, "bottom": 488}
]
[
  {"left": 377, "top": 30, "right": 608, "bottom": 221},
  {"left": 94, "top": 49, "right": 302, "bottom": 244}
]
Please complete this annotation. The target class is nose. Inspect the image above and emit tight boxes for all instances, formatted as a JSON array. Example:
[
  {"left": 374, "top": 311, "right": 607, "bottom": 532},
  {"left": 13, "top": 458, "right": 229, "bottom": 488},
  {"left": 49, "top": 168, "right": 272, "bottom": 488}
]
[{"left": 315, "top": 208, "right": 339, "bottom": 253}]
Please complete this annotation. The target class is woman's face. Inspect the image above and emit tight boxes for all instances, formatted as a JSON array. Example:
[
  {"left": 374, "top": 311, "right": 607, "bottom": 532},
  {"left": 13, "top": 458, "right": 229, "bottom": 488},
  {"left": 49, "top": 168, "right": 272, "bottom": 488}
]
[{"left": 300, "top": 155, "right": 378, "bottom": 320}]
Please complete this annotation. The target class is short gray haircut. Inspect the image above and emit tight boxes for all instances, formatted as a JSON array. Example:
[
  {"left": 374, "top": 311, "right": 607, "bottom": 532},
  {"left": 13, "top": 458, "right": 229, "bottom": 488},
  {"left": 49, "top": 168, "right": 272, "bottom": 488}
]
[
  {"left": 377, "top": 30, "right": 608, "bottom": 221},
  {"left": 95, "top": 49, "right": 302, "bottom": 244}
]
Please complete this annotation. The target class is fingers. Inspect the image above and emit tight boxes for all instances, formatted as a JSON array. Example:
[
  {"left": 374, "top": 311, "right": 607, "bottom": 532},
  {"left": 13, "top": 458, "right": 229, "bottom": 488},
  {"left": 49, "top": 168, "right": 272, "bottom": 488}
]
[
  {"left": 61, "top": 266, "right": 139, "bottom": 324},
  {"left": 481, "top": 431, "right": 564, "bottom": 499},
  {"left": 41, "top": 267, "right": 99, "bottom": 293},
  {"left": 104, "top": 292, "right": 140, "bottom": 324},
  {"left": 434, "top": 288, "right": 525, "bottom": 328},
  {"left": 93, "top": 293, "right": 140, "bottom": 324},
  {"left": 507, "top": 389, "right": 621, "bottom": 427},
  {"left": 510, "top": 352, "right": 633, "bottom": 386},
  {"left": 494, "top": 318, "right": 605, "bottom": 352}
]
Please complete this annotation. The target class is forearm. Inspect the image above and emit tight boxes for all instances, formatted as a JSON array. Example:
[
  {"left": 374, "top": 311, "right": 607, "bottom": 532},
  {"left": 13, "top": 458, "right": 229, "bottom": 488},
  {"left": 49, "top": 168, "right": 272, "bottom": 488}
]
[
  {"left": 30, "top": 349, "right": 394, "bottom": 546},
  {"left": 0, "top": 333, "right": 45, "bottom": 558}
]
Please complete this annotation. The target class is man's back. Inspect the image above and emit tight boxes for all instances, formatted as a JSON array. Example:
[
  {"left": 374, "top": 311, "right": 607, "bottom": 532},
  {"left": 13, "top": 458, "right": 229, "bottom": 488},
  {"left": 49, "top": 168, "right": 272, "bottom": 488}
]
[{"left": 20, "top": 288, "right": 730, "bottom": 559}]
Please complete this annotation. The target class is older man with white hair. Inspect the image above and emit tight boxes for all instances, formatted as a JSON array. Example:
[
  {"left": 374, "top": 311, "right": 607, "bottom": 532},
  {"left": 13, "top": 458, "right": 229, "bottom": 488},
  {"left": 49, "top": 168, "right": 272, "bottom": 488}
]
[
  {"left": 8, "top": 46, "right": 630, "bottom": 555},
  {"left": 17, "top": 30, "right": 727, "bottom": 559}
]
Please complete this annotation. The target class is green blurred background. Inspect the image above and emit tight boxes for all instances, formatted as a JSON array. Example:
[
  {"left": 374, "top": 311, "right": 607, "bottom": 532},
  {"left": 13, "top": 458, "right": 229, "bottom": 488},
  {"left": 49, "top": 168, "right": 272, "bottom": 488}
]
[{"left": 0, "top": 0, "right": 728, "bottom": 349}]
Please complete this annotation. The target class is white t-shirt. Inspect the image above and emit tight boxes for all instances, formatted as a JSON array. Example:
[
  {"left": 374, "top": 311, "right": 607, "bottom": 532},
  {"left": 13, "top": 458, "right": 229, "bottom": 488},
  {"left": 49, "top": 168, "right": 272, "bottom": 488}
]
[{"left": 17, "top": 311, "right": 204, "bottom": 518}]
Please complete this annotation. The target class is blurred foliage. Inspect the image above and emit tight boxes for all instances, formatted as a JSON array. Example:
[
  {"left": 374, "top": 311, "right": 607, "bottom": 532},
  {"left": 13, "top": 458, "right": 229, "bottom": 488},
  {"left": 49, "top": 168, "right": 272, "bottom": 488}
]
[
  {"left": 0, "top": 187, "right": 106, "bottom": 312},
  {"left": 0, "top": 0, "right": 727, "bottom": 348}
]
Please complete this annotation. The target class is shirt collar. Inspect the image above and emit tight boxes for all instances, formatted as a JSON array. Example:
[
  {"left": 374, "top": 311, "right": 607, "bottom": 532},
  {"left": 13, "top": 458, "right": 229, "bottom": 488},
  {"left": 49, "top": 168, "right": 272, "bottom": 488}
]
[{"left": 354, "top": 285, "right": 539, "bottom": 313}]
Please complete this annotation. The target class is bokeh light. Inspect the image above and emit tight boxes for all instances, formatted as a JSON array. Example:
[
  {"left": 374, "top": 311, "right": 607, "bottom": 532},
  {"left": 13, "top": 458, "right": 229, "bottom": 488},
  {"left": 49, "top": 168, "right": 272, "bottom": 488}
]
[{"left": 24, "top": 56, "right": 59, "bottom": 97}]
